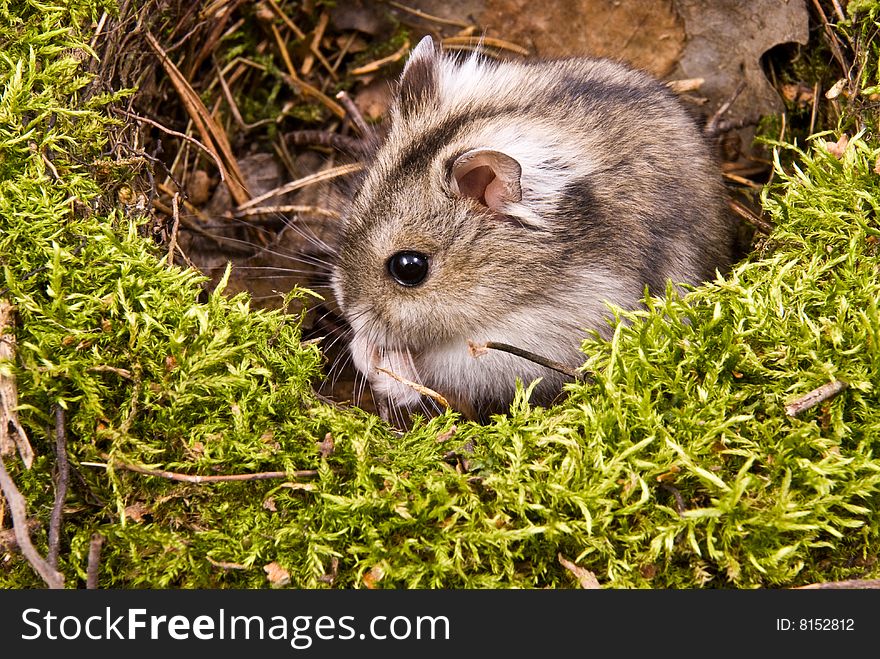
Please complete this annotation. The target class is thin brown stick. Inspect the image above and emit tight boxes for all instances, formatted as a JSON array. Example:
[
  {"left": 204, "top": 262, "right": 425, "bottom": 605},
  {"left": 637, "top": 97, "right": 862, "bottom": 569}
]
[
  {"left": 144, "top": 30, "right": 251, "bottom": 206},
  {"left": 440, "top": 35, "right": 529, "bottom": 56},
  {"left": 795, "top": 578, "right": 880, "bottom": 589},
  {"left": 272, "top": 20, "right": 300, "bottom": 79},
  {"left": 785, "top": 380, "right": 848, "bottom": 417},
  {"left": 809, "top": 81, "right": 820, "bottom": 135},
  {"left": 166, "top": 192, "right": 181, "bottom": 265},
  {"left": 206, "top": 556, "right": 248, "bottom": 570},
  {"left": 88, "top": 10, "right": 109, "bottom": 50},
  {"left": 332, "top": 32, "right": 358, "bottom": 73},
  {"left": 91, "top": 455, "right": 318, "bottom": 483},
  {"left": 265, "top": 0, "right": 305, "bottom": 38},
  {"left": 728, "top": 198, "right": 774, "bottom": 235},
  {"left": 0, "top": 518, "right": 41, "bottom": 551},
  {"left": 469, "top": 340, "right": 584, "bottom": 380},
  {"left": 335, "top": 90, "right": 372, "bottom": 138},
  {"left": 231, "top": 204, "right": 341, "bottom": 220},
  {"left": 375, "top": 367, "right": 451, "bottom": 410},
  {"left": 830, "top": 0, "right": 846, "bottom": 22},
  {"left": 270, "top": 23, "right": 345, "bottom": 119},
  {"left": 237, "top": 163, "right": 363, "bottom": 211},
  {"left": 301, "top": 11, "right": 334, "bottom": 79},
  {"left": 0, "top": 452, "right": 64, "bottom": 588},
  {"left": 351, "top": 38, "right": 411, "bottom": 75},
  {"left": 705, "top": 80, "right": 747, "bottom": 137},
  {"left": 722, "top": 172, "right": 763, "bottom": 189},
  {"left": 47, "top": 405, "right": 69, "bottom": 570},
  {"left": 383, "top": 0, "right": 473, "bottom": 28},
  {"left": 810, "top": 0, "right": 851, "bottom": 78},
  {"left": 86, "top": 533, "right": 104, "bottom": 589},
  {"left": 215, "top": 63, "right": 252, "bottom": 131},
  {"left": 115, "top": 109, "right": 225, "bottom": 181}
]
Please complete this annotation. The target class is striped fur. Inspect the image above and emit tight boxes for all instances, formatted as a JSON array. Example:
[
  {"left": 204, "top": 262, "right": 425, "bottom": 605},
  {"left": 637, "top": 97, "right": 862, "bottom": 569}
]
[{"left": 332, "top": 36, "right": 735, "bottom": 421}]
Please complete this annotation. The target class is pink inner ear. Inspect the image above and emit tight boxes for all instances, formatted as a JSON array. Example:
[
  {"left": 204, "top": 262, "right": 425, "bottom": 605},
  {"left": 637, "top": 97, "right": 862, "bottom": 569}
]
[
  {"left": 456, "top": 165, "right": 496, "bottom": 206},
  {"left": 452, "top": 149, "right": 522, "bottom": 212}
]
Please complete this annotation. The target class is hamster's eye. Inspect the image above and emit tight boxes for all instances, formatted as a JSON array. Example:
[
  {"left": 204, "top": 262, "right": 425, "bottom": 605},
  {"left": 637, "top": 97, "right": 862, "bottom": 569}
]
[{"left": 387, "top": 251, "right": 429, "bottom": 287}]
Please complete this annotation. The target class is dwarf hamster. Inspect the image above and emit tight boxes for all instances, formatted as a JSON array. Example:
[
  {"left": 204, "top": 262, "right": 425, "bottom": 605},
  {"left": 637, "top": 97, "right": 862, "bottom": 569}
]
[{"left": 331, "top": 36, "right": 735, "bottom": 421}]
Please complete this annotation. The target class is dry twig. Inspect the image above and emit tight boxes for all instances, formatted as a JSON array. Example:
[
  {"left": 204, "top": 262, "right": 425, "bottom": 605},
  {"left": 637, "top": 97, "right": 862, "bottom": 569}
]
[
  {"left": 231, "top": 204, "right": 341, "bottom": 221},
  {"left": 351, "top": 38, "right": 412, "bottom": 75},
  {"left": 335, "top": 90, "right": 373, "bottom": 138},
  {"left": 166, "top": 192, "right": 181, "bottom": 265},
  {"left": 270, "top": 23, "right": 346, "bottom": 118},
  {"left": 785, "top": 380, "right": 848, "bottom": 417},
  {"left": 440, "top": 35, "right": 529, "bottom": 56},
  {"left": 88, "top": 454, "right": 318, "bottom": 483},
  {"left": 384, "top": 0, "right": 473, "bottom": 29},
  {"left": 705, "top": 80, "right": 747, "bottom": 137},
  {"left": 558, "top": 553, "right": 601, "bottom": 589},
  {"left": 810, "top": 0, "right": 852, "bottom": 80},
  {"left": 375, "top": 367, "right": 451, "bottom": 410},
  {"left": 728, "top": 199, "right": 774, "bottom": 235},
  {"left": 144, "top": 30, "right": 251, "bottom": 206},
  {"left": 795, "top": 578, "right": 880, "bottom": 589},
  {"left": 47, "top": 405, "right": 69, "bottom": 570},
  {"left": 237, "top": 163, "right": 364, "bottom": 211},
  {"left": 86, "top": 533, "right": 104, "bottom": 589},
  {"left": 0, "top": 453, "right": 64, "bottom": 588},
  {"left": 468, "top": 340, "right": 585, "bottom": 380},
  {"left": 0, "top": 301, "right": 34, "bottom": 467},
  {"left": 0, "top": 518, "right": 40, "bottom": 551}
]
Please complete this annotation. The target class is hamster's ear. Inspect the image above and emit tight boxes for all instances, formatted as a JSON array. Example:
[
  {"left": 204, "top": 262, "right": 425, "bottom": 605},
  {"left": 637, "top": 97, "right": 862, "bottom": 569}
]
[
  {"left": 452, "top": 148, "right": 523, "bottom": 212},
  {"left": 399, "top": 36, "right": 439, "bottom": 111}
]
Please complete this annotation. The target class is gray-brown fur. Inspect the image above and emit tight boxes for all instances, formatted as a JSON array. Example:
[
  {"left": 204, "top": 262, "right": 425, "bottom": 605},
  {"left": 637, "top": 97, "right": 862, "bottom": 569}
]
[{"left": 332, "top": 36, "right": 735, "bottom": 421}]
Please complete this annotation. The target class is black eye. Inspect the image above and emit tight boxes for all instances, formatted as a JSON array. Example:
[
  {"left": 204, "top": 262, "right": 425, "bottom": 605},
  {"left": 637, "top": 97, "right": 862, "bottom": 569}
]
[{"left": 387, "top": 251, "right": 429, "bottom": 287}]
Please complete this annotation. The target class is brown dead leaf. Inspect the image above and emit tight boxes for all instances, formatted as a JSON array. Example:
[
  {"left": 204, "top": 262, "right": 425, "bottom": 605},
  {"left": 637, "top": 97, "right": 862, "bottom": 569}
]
[
  {"left": 656, "top": 465, "right": 681, "bottom": 483},
  {"left": 825, "top": 78, "right": 848, "bottom": 100},
  {"left": 363, "top": 564, "right": 385, "bottom": 589},
  {"left": 123, "top": 502, "right": 152, "bottom": 523},
  {"left": 264, "top": 561, "right": 291, "bottom": 587},
  {"left": 318, "top": 557, "right": 340, "bottom": 584},
  {"left": 186, "top": 170, "right": 213, "bottom": 205},
  {"left": 435, "top": 424, "right": 458, "bottom": 443},
  {"left": 558, "top": 553, "right": 601, "bottom": 589},
  {"left": 673, "top": 0, "right": 809, "bottom": 132},
  {"left": 825, "top": 133, "right": 849, "bottom": 159},
  {"left": 317, "top": 432, "right": 335, "bottom": 458},
  {"left": 781, "top": 82, "right": 815, "bottom": 106},
  {"left": 467, "top": 340, "right": 489, "bottom": 358}
]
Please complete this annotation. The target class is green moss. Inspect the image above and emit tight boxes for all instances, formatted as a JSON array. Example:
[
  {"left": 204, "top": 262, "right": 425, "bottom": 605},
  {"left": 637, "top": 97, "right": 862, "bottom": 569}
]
[{"left": 2, "top": 1, "right": 880, "bottom": 589}]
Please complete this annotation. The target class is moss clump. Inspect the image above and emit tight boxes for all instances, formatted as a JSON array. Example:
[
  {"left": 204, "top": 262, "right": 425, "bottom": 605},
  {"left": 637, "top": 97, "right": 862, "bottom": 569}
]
[{"left": 2, "top": 1, "right": 880, "bottom": 589}]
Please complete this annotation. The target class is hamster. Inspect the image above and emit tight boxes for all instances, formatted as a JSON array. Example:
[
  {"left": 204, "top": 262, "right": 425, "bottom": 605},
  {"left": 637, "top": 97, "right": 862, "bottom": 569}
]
[{"left": 331, "top": 36, "right": 735, "bottom": 422}]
